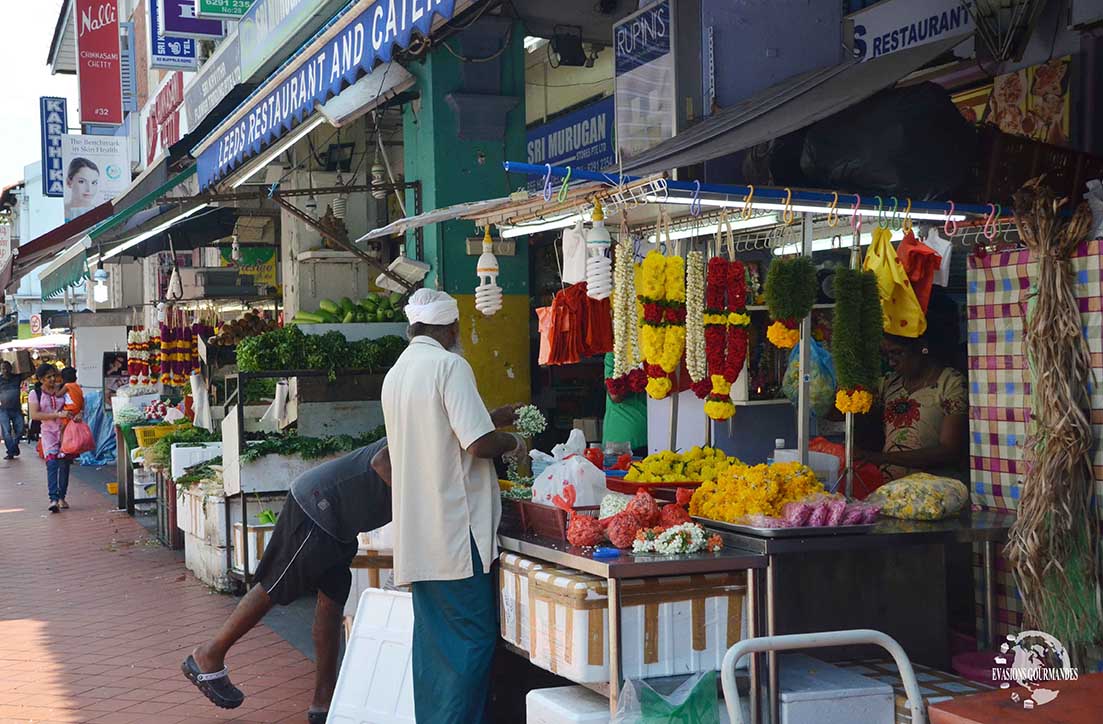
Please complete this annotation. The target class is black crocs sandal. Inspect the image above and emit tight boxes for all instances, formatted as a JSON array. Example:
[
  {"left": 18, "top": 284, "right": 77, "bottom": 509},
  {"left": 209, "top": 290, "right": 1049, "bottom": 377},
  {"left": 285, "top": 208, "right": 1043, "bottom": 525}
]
[
  {"left": 181, "top": 654, "right": 245, "bottom": 709},
  {"left": 308, "top": 710, "right": 328, "bottom": 724}
]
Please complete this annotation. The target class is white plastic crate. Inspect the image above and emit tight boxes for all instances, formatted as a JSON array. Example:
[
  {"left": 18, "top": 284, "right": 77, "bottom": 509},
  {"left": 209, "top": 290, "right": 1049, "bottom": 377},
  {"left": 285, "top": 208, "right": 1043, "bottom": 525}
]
[
  {"left": 498, "top": 552, "right": 545, "bottom": 653},
  {"left": 528, "top": 568, "right": 748, "bottom": 684},
  {"left": 778, "top": 654, "right": 894, "bottom": 724},
  {"left": 525, "top": 685, "right": 740, "bottom": 723},
  {"left": 170, "top": 442, "right": 222, "bottom": 480},
  {"left": 328, "top": 589, "right": 415, "bottom": 723}
]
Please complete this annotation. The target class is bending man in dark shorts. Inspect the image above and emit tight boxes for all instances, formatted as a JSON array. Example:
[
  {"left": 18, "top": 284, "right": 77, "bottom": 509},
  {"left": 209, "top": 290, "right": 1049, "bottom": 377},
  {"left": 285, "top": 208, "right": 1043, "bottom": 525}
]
[{"left": 183, "top": 437, "right": 391, "bottom": 724}]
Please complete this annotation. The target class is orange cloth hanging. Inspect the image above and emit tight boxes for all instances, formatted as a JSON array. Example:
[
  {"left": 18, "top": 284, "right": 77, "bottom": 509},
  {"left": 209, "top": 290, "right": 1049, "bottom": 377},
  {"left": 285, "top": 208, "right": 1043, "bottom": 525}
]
[
  {"left": 544, "top": 282, "right": 613, "bottom": 366},
  {"left": 896, "top": 230, "right": 942, "bottom": 313},
  {"left": 535, "top": 306, "right": 554, "bottom": 366}
]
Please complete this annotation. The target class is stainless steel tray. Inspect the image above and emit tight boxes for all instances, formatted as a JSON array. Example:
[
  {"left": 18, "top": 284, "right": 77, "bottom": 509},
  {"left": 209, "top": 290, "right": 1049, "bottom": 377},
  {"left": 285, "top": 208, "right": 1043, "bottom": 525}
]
[{"left": 693, "top": 517, "right": 876, "bottom": 538}]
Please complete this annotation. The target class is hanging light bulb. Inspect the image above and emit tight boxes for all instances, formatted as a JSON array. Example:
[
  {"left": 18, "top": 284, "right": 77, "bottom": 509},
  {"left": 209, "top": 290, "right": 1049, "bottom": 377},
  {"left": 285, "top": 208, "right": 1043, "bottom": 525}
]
[
  {"left": 231, "top": 235, "right": 242, "bottom": 262},
  {"left": 332, "top": 171, "right": 348, "bottom": 220},
  {"left": 585, "top": 198, "right": 613, "bottom": 300},
  {"left": 371, "top": 163, "right": 387, "bottom": 200},
  {"left": 92, "top": 263, "right": 109, "bottom": 304},
  {"left": 474, "top": 226, "right": 503, "bottom": 316},
  {"left": 305, "top": 194, "right": 318, "bottom": 214}
]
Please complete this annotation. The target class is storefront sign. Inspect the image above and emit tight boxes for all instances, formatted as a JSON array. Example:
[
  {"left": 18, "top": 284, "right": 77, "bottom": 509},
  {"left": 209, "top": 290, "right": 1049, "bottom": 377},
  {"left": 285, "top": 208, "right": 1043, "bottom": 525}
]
[
  {"left": 40, "top": 97, "right": 69, "bottom": 198},
  {"left": 613, "top": 0, "right": 675, "bottom": 163},
  {"left": 848, "top": 0, "right": 972, "bottom": 63},
  {"left": 60, "top": 134, "right": 130, "bottom": 222},
  {"left": 197, "top": 0, "right": 459, "bottom": 190},
  {"left": 526, "top": 96, "right": 615, "bottom": 183},
  {"left": 75, "top": 0, "right": 124, "bottom": 125},
  {"left": 149, "top": 0, "right": 199, "bottom": 70},
  {"left": 0, "top": 224, "right": 11, "bottom": 272},
  {"left": 142, "top": 73, "right": 188, "bottom": 167},
  {"left": 185, "top": 32, "right": 241, "bottom": 128},
  {"left": 196, "top": 0, "right": 254, "bottom": 20},
  {"left": 239, "top": 0, "right": 331, "bottom": 78},
  {"left": 159, "top": 0, "right": 225, "bottom": 40},
  {"left": 220, "top": 246, "right": 277, "bottom": 287}
]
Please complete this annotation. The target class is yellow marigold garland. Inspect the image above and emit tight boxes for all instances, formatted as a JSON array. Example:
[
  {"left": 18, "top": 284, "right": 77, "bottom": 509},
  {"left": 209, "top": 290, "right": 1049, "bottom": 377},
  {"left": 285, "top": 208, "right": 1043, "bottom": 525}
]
[
  {"left": 835, "top": 388, "right": 874, "bottom": 414},
  {"left": 766, "top": 320, "right": 802, "bottom": 349},
  {"left": 638, "top": 251, "right": 686, "bottom": 399}
]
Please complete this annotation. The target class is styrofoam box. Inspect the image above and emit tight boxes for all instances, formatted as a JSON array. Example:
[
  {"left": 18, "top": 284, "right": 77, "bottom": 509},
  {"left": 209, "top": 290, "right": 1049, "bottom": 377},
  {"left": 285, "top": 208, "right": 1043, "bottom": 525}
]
[
  {"left": 170, "top": 442, "right": 222, "bottom": 480},
  {"left": 525, "top": 685, "right": 740, "bottom": 724},
  {"left": 345, "top": 567, "right": 394, "bottom": 619},
  {"left": 231, "top": 521, "right": 276, "bottom": 574},
  {"left": 328, "top": 589, "right": 415, "bottom": 724},
  {"left": 357, "top": 522, "right": 394, "bottom": 551},
  {"left": 182, "top": 530, "right": 235, "bottom": 593},
  {"left": 176, "top": 486, "right": 285, "bottom": 547},
  {"left": 778, "top": 654, "right": 893, "bottom": 724},
  {"left": 528, "top": 568, "right": 749, "bottom": 683},
  {"left": 499, "top": 552, "right": 545, "bottom": 653}
]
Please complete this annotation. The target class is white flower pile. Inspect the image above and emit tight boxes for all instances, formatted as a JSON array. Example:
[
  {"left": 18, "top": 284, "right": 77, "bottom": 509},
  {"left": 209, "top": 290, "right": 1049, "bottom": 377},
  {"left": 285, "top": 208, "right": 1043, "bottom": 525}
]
[
  {"left": 685, "top": 250, "right": 706, "bottom": 385},
  {"left": 632, "top": 522, "right": 710, "bottom": 555},
  {"left": 514, "top": 404, "right": 547, "bottom": 438},
  {"left": 599, "top": 493, "right": 632, "bottom": 519}
]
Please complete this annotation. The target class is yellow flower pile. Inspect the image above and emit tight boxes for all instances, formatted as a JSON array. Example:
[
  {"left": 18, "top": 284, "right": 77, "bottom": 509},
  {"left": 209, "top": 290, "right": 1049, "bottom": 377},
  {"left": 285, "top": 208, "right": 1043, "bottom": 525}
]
[
  {"left": 835, "top": 388, "right": 874, "bottom": 414},
  {"left": 689, "top": 460, "right": 824, "bottom": 522},
  {"left": 624, "top": 446, "right": 740, "bottom": 484},
  {"left": 766, "top": 321, "right": 801, "bottom": 349}
]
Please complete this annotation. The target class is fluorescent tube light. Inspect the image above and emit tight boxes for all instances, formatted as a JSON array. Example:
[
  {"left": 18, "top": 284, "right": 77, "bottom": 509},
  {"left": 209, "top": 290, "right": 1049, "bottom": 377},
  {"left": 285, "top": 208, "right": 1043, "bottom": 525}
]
[
  {"left": 230, "top": 115, "right": 327, "bottom": 189},
  {"left": 646, "top": 195, "right": 966, "bottom": 222},
  {"left": 771, "top": 227, "right": 905, "bottom": 255},
  {"left": 500, "top": 212, "right": 586, "bottom": 238},
  {"left": 646, "top": 213, "right": 779, "bottom": 243},
  {"left": 99, "top": 204, "right": 211, "bottom": 261}
]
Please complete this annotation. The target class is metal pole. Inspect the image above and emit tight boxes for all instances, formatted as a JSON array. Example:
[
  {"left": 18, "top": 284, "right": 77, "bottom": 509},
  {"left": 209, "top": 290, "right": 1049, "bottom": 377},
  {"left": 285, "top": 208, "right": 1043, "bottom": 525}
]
[
  {"left": 844, "top": 228, "right": 862, "bottom": 498},
  {"left": 607, "top": 577, "right": 623, "bottom": 716},
  {"left": 984, "top": 541, "right": 996, "bottom": 649},
  {"left": 669, "top": 367, "right": 680, "bottom": 451},
  {"left": 796, "top": 214, "right": 813, "bottom": 466},
  {"left": 766, "top": 559, "right": 779, "bottom": 724},
  {"left": 746, "top": 568, "right": 759, "bottom": 724}
]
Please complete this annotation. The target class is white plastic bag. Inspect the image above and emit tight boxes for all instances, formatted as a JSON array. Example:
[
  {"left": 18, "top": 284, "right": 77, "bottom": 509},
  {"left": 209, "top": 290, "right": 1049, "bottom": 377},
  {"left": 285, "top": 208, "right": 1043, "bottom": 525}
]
[
  {"left": 611, "top": 672, "right": 719, "bottom": 724},
  {"left": 531, "top": 429, "right": 606, "bottom": 507},
  {"left": 561, "top": 220, "right": 587, "bottom": 284}
]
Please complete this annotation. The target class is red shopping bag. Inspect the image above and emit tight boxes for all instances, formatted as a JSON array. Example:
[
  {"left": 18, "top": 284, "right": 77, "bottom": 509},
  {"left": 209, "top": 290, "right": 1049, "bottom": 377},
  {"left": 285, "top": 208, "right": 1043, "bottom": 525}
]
[
  {"left": 809, "top": 437, "right": 885, "bottom": 500},
  {"left": 61, "top": 420, "right": 95, "bottom": 457}
]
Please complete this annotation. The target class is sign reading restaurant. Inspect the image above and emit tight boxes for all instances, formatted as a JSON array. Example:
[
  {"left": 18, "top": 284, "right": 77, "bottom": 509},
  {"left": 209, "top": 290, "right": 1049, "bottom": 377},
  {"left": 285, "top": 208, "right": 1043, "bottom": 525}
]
[{"left": 196, "top": 0, "right": 460, "bottom": 189}]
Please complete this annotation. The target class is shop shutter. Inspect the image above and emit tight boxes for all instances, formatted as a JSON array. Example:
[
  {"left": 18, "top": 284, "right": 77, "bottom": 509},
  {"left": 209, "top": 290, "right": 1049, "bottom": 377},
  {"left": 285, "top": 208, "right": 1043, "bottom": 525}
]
[{"left": 120, "top": 22, "right": 137, "bottom": 113}]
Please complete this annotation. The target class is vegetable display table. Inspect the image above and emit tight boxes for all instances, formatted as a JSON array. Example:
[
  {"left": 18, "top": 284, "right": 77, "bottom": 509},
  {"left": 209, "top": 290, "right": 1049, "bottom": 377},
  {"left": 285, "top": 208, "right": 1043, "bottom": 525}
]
[
  {"left": 928, "top": 672, "right": 1103, "bottom": 724},
  {"left": 498, "top": 532, "right": 769, "bottom": 719},
  {"left": 712, "top": 509, "right": 1016, "bottom": 724}
]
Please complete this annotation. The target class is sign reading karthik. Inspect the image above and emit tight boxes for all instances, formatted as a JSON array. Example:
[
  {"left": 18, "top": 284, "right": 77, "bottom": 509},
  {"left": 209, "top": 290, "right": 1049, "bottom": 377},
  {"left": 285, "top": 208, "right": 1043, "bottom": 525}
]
[{"left": 40, "top": 97, "right": 68, "bottom": 198}]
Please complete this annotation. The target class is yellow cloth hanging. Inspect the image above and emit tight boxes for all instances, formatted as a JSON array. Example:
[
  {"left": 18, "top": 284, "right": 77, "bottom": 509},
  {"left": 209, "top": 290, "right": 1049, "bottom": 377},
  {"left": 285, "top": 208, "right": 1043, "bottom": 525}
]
[{"left": 863, "top": 226, "right": 927, "bottom": 337}]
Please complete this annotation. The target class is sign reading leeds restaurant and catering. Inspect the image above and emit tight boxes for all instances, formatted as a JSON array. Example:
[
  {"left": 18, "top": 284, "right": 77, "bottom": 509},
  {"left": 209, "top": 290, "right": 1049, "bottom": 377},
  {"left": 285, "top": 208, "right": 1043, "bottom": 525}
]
[
  {"left": 75, "top": 0, "right": 123, "bottom": 125},
  {"left": 196, "top": 0, "right": 460, "bottom": 189}
]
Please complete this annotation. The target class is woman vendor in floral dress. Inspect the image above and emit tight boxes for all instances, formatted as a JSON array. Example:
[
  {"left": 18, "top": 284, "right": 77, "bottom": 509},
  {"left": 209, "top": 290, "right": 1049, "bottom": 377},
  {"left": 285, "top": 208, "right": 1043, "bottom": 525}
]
[{"left": 858, "top": 330, "right": 968, "bottom": 483}]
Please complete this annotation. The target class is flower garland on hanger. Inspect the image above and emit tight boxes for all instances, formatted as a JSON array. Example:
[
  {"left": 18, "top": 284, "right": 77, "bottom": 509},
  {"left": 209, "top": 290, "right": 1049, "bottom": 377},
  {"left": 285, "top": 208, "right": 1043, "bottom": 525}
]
[
  {"left": 605, "top": 226, "right": 647, "bottom": 397},
  {"left": 638, "top": 249, "right": 686, "bottom": 400},
  {"left": 700, "top": 257, "right": 750, "bottom": 420},
  {"left": 685, "top": 250, "right": 707, "bottom": 394},
  {"left": 764, "top": 256, "right": 817, "bottom": 349},
  {"left": 832, "top": 268, "right": 882, "bottom": 414}
]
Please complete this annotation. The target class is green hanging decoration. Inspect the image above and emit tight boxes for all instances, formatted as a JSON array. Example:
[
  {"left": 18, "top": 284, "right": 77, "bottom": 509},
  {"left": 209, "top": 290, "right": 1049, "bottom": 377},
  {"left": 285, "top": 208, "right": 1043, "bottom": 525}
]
[
  {"left": 764, "top": 256, "right": 817, "bottom": 349},
  {"left": 832, "top": 269, "right": 882, "bottom": 414}
]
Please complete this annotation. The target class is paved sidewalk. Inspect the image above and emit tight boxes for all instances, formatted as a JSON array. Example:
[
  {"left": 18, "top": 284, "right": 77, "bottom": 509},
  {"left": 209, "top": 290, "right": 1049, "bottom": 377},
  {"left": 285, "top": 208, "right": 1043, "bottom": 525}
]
[{"left": 0, "top": 455, "right": 317, "bottom": 724}]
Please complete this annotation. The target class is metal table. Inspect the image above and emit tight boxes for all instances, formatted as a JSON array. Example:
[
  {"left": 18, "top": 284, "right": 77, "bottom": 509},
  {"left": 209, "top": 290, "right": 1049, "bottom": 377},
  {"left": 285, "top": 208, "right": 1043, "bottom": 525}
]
[
  {"left": 715, "top": 510, "right": 1016, "bottom": 724},
  {"left": 498, "top": 533, "right": 769, "bottom": 719}
]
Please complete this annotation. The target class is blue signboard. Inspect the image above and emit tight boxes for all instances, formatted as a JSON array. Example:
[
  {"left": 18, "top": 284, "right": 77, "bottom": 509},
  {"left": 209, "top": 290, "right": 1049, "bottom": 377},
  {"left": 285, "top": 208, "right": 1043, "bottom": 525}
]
[
  {"left": 149, "top": 0, "right": 198, "bottom": 70},
  {"left": 196, "top": 0, "right": 458, "bottom": 190},
  {"left": 526, "top": 97, "right": 615, "bottom": 185},
  {"left": 40, "top": 97, "right": 68, "bottom": 197},
  {"left": 613, "top": 0, "right": 671, "bottom": 76}
]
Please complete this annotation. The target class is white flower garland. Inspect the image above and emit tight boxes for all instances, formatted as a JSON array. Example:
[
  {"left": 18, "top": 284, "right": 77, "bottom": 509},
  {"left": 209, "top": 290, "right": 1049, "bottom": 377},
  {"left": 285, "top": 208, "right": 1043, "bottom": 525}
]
[
  {"left": 685, "top": 250, "right": 706, "bottom": 385},
  {"left": 514, "top": 404, "right": 547, "bottom": 438},
  {"left": 611, "top": 233, "right": 641, "bottom": 378},
  {"left": 633, "top": 522, "right": 714, "bottom": 555}
]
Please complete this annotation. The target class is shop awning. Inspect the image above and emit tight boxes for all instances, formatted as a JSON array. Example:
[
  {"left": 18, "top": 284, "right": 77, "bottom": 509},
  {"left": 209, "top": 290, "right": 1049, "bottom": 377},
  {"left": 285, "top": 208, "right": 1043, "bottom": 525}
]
[
  {"left": 619, "top": 36, "right": 965, "bottom": 175},
  {"left": 355, "top": 195, "right": 516, "bottom": 243},
  {"left": 6, "top": 203, "right": 114, "bottom": 292},
  {"left": 193, "top": 0, "right": 473, "bottom": 190},
  {"left": 38, "top": 237, "right": 91, "bottom": 300},
  {"left": 0, "top": 333, "right": 70, "bottom": 350}
]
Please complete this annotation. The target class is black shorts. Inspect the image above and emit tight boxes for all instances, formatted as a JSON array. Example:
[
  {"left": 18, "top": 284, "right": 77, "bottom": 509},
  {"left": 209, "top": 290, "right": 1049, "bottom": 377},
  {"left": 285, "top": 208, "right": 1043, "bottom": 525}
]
[{"left": 254, "top": 496, "right": 359, "bottom": 606}]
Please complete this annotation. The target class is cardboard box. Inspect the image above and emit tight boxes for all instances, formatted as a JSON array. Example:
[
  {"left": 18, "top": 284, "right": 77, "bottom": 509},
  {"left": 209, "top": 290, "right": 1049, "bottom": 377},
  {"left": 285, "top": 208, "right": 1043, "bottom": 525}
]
[{"left": 572, "top": 418, "right": 602, "bottom": 444}]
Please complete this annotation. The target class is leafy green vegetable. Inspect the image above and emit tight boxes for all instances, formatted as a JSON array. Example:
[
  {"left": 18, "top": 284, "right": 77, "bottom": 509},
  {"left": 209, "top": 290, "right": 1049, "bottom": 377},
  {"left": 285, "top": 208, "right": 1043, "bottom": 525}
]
[
  {"left": 237, "top": 327, "right": 407, "bottom": 380},
  {"left": 146, "top": 425, "right": 220, "bottom": 469},
  {"left": 240, "top": 425, "right": 386, "bottom": 464},
  {"left": 175, "top": 456, "right": 222, "bottom": 489}
]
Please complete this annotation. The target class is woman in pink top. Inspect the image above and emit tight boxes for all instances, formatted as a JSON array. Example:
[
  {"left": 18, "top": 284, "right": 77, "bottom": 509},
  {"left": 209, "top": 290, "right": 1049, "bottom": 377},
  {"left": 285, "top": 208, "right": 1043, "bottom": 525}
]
[{"left": 28, "top": 364, "right": 74, "bottom": 513}]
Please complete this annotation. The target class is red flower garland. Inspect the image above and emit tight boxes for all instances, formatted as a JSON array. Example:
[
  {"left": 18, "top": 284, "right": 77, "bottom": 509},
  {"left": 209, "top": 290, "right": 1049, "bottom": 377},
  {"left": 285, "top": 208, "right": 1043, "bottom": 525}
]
[
  {"left": 605, "top": 367, "right": 648, "bottom": 397},
  {"left": 695, "top": 258, "right": 749, "bottom": 400}
]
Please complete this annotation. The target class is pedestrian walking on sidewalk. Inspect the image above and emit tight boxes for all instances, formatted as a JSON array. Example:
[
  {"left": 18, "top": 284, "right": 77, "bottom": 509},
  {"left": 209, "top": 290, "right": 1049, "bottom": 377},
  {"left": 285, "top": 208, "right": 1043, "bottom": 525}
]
[
  {"left": 0, "top": 361, "right": 26, "bottom": 459},
  {"left": 183, "top": 438, "right": 392, "bottom": 724},
  {"left": 28, "top": 364, "right": 73, "bottom": 513}
]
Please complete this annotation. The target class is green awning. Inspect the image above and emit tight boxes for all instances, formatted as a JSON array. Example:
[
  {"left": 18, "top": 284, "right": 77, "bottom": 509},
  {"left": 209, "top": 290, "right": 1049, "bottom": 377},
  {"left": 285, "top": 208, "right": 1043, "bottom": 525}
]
[
  {"left": 90, "top": 165, "right": 197, "bottom": 243},
  {"left": 40, "top": 245, "right": 89, "bottom": 300}
]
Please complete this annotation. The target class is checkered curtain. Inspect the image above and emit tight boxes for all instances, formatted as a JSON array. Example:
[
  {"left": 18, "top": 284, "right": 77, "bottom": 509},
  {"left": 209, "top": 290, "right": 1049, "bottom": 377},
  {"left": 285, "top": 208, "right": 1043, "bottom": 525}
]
[{"left": 966, "top": 239, "right": 1103, "bottom": 660}]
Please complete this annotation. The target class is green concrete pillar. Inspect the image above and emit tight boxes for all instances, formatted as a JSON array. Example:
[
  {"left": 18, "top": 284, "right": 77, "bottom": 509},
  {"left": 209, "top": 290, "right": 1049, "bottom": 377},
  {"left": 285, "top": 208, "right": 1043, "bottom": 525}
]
[{"left": 403, "top": 17, "right": 530, "bottom": 407}]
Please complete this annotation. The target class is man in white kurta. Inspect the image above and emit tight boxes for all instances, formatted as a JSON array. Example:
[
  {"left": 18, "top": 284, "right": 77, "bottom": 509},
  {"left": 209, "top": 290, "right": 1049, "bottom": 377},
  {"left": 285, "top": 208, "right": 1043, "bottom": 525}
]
[{"left": 381, "top": 289, "right": 524, "bottom": 724}]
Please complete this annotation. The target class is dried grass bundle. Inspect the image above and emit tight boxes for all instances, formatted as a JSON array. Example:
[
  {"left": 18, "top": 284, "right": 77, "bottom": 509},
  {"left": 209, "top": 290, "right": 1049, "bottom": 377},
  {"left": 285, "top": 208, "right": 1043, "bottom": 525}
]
[{"left": 1006, "top": 176, "right": 1102, "bottom": 653}]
